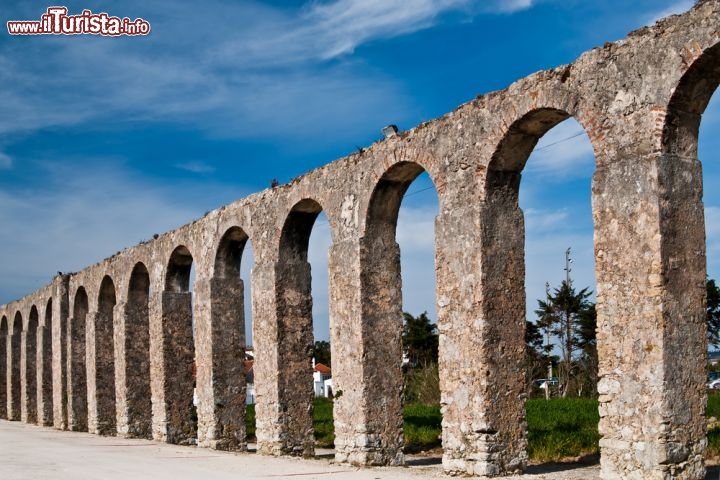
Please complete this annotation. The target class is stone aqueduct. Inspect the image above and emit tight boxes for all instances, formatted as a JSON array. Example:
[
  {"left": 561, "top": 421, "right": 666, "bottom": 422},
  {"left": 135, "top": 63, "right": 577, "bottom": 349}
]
[{"left": 1, "top": 2, "right": 719, "bottom": 478}]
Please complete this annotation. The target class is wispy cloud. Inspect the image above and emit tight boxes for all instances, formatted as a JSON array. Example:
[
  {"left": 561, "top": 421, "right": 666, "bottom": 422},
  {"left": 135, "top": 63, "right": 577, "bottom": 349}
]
[
  {"left": 493, "top": 0, "right": 536, "bottom": 14},
  {"left": 0, "top": 159, "right": 243, "bottom": 304},
  {"left": 525, "top": 207, "right": 570, "bottom": 232},
  {"left": 0, "top": 0, "right": 541, "bottom": 145},
  {"left": 219, "top": 0, "right": 471, "bottom": 66},
  {"left": 176, "top": 162, "right": 216, "bottom": 174}
]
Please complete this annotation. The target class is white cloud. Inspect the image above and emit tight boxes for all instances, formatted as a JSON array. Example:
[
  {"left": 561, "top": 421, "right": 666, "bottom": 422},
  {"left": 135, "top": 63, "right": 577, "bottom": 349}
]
[
  {"left": 493, "top": 0, "right": 536, "bottom": 14},
  {"left": 216, "top": 0, "right": 471, "bottom": 67},
  {"left": 0, "top": 0, "right": 542, "bottom": 144},
  {"left": 176, "top": 162, "right": 216, "bottom": 174},
  {"left": 525, "top": 207, "right": 569, "bottom": 232},
  {"left": 0, "top": 160, "right": 243, "bottom": 305}
]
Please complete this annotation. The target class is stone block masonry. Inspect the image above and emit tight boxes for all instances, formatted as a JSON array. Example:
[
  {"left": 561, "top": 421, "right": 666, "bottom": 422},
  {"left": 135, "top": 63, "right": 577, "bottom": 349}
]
[{"left": 1, "top": 2, "right": 719, "bottom": 478}]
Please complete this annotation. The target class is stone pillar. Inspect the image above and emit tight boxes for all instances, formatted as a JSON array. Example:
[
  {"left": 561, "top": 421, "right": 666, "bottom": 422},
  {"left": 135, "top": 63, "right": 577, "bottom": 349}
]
[
  {"left": 195, "top": 277, "right": 246, "bottom": 451},
  {"left": 87, "top": 310, "right": 117, "bottom": 435},
  {"left": 253, "top": 260, "right": 315, "bottom": 457},
  {"left": 150, "top": 291, "right": 195, "bottom": 444},
  {"left": 330, "top": 236, "right": 404, "bottom": 466},
  {"left": 0, "top": 332, "right": 6, "bottom": 419},
  {"left": 52, "top": 276, "right": 69, "bottom": 430},
  {"left": 436, "top": 186, "right": 527, "bottom": 476},
  {"left": 20, "top": 329, "right": 37, "bottom": 424},
  {"left": 8, "top": 325, "right": 21, "bottom": 420},
  {"left": 37, "top": 325, "right": 53, "bottom": 426},
  {"left": 594, "top": 152, "right": 706, "bottom": 480},
  {"left": 66, "top": 314, "right": 88, "bottom": 432},
  {"left": 115, "top": 300, "right": 152, "bottom": 438}
]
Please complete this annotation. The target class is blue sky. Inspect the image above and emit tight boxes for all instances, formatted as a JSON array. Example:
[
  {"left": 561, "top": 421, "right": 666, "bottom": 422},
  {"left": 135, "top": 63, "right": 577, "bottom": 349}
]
[{"left": 1, "top": 0, "right": 718, "bottom": 343}]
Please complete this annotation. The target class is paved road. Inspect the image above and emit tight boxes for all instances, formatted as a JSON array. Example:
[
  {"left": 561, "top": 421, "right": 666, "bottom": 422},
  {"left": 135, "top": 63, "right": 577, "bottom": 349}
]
[{"left": 0, "top": 419, "right": 606, "bottom": 479}]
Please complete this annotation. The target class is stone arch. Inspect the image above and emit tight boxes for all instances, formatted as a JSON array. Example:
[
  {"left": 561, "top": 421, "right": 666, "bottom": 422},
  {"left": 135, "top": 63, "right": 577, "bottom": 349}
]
[
  {"left": 118, "top": 262, "right": 152, "bottom": 439},
  {"left": 268, "top": 198, "right": 327, "bottom": 456},
  {"left": 39, "top": 298, "right": 53, "bottom": 426},
  {"left": 214, "top": 226, "right": 249, "bottom": 279},
  {"left": 663, "top": 42, "right": 720, "bottom": 157},
  {"left": 488, "top": 108, "right": 573, "bottom": 174},
  {"left": 158, "top": 245, "right": 196, "bottom": 444},
  {"left": 194, "top": 227, "right": 249, "bottom": 449},
  {"left": 23, "top": 306, "right": 39, "bottom": 423},
  {"left": 336, "top": 161, "right": 440, "bottom": 466},
  {"left": 434, "top": 107, "right": 598, "bottom": 475},
  {"left": 9, "top": 311, "right": 22, "bottom": 420},
  {"left": 166, "top": 245, "right": 193, "bottom": 293},
  {"left": 89, "top": 275, "right": 117, "bottom": 435},
  {"left": 0, "top": 315, "right": 7, "bottom": 419},
  {"left": 632, "top": 36, "right": 720, "bottom": 479},
  {"left": 69, "top": 287, "right": 88, "bottom": 431}
]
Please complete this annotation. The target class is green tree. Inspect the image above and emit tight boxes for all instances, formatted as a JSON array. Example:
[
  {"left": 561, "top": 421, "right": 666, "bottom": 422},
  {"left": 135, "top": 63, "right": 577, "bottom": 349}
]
[
  {"left": 708, "top": 278, "right": 720, "bottom": 347},
  {"left": 525, "top": 320, "right": 549, "bottom": 394},
  {"left": 313, "top": 340, "right": 331, "bottom": 367},
  {"left": 535, "top": 281, "right": 595, "bottom": 397},
  {"left": 402, "top": 311, "right": 438, "bottom": 368}
]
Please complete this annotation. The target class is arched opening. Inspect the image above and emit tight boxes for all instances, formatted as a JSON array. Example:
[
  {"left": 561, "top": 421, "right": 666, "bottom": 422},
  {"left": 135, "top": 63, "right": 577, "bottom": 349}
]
[
  {"left": 162, "top": 245, "right": 196, "bottom": 444},
  {"left": 395, "top": 171, "right": 441, "bottom": 454},
  {"left": 9, "top": 312, "right": 22, "bottom": 420},
  {"left": 0, "top": 315, "right": 8, "bottom": 419},
  {"left": 91, "top": 275, "right": 117, "bottom": 435},
  {"left": 203, "top": 226, "right": 252, "bottom": 449},
  {"left": 269, "top": 198, "right": 327, "bottom": 456},
  {"left": 120, "top": 262, "right": 152, "bottom": 439},
  {"left": 447, "top": 107, "right": 597, "bottom": 474},
  {"left": 23, "top": 306, "right": 39, "bottom": 423},
  {"left": 39, "top": 298, "right": 53, "bottom": 426},
  {"left": 308, "top": 211, "right": 331, "bottom": 433},
  {"left": 664, "top": 40, "right": 720, "bottom": 471},
  {"left": 69, "top": 287, "right": 88, "bottom": 431},
  {"left": 348, "top": 161, "right": 439, "bottom": 465}
]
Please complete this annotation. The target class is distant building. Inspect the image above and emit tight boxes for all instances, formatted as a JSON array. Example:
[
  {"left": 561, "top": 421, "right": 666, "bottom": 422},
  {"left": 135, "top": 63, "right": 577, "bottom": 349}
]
[
  {"left": 313, "top": 360, "right": 332, "bottom": 398},
  {"left": 710, "top": 350, "right": 720, "bottom": 366}
]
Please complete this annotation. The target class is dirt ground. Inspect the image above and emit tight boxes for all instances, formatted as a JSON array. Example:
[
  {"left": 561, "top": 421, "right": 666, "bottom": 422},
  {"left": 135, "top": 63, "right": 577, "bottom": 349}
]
[{"left": 1, "top": 420, "right": 717, "bottom": 479}]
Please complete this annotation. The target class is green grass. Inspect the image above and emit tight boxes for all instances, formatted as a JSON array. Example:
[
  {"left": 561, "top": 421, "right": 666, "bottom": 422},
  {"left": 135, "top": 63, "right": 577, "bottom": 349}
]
[
  {"left": 526, "top": 398, "right": 600, "bottom": 462},
  {"left": 245, "top": 403, "right": 256, "bottom": 438},
  {"left": 245, "top": 395, "right": 720, "bottom": 462},
  {"left": 404, "top": 403, "right": 442, "bottom": 451},
  {"left": 707, "top": 393, "right": 720, "bottom": 457},
  {"left": 313, "top": 397, "right": 335, "bottom": 448}
]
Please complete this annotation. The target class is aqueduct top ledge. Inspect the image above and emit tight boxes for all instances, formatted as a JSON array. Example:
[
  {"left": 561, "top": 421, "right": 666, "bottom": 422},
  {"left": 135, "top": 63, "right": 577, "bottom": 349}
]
[{"left": 1, "top": 0, "right": 718, "bottom": 330}]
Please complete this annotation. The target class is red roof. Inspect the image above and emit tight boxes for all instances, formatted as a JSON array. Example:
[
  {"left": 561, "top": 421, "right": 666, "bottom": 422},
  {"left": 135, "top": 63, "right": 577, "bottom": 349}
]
[{"left": 314, "top": 363, "right": 331, "bottom": 374}]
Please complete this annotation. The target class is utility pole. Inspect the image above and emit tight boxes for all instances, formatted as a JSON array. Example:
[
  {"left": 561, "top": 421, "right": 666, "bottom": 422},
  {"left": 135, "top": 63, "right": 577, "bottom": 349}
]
[
  {"left": 545, "top": 281, "right": 552, "bottom": 401},
  {"left": 564, "top": 247, "right": 572, "bottom": 287},
  {"left": 562, "top": 247, "right": 573, "bottom": 397}
]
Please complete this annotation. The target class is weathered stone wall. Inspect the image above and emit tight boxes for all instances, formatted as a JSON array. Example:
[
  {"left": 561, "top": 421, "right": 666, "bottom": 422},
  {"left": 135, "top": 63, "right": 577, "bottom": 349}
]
[{"left": 1, "top": 2, "right": 719, "bottom": 478}]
